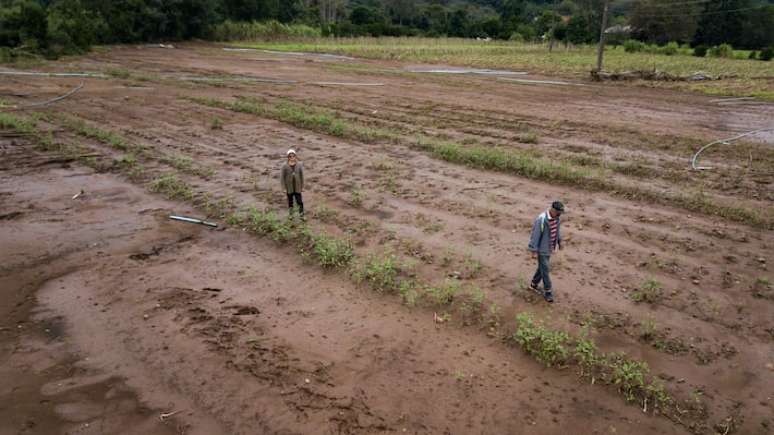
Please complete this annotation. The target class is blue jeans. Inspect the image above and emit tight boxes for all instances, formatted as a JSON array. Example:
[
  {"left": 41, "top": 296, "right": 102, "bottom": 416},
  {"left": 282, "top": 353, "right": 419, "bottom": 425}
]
[{"left": 531, "top": 254, "right": 552, "bottom": 293}]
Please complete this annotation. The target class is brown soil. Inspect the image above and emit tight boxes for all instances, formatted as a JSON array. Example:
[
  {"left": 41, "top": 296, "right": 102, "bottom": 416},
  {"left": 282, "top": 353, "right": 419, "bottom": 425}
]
[{"left": 0, "top": 43, "right": 772, "bottom": 435}]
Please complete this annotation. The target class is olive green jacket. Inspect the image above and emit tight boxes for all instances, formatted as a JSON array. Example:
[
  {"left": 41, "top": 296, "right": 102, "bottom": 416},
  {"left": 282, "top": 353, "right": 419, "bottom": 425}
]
[{"left": 281, "top": 162, "right": 304, "bottom": 194}]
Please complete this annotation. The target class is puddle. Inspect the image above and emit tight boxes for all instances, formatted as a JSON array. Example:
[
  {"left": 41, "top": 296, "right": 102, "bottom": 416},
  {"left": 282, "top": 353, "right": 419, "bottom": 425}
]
[
  {"left": 309, "top": 82, "right": 384, "bottom": 87},
  {"left": 177, "top": 75, "right": 297, "bottom": 85},
  {"left": 404, "top": 66, "right": 527, "bottom": 76},
  {"left": 223, "top": 48, "right": 355, "bottom": 61},
  {"left": 498, "top": 77, "right": 587, "bottom": 87}
]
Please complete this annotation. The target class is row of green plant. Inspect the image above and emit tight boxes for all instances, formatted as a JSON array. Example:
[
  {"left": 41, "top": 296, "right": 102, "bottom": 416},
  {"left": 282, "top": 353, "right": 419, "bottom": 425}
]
[
  {"left": 189, "top": 95, "right": 772, "bottom": 229},
  {"left": 190, "top": 96, "right": 393, "bottom": 144},
  {"left": 623, "top": 40, "right": 773, "bottom": 61},
  {"left": 510, "top": 313, "right": 672, "bottom": 412}
]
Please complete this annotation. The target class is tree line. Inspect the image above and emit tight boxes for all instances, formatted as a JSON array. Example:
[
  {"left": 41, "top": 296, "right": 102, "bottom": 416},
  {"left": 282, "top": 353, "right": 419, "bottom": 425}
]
[{"left": 1, "top": 0, "right": 773, "bottom": 59}]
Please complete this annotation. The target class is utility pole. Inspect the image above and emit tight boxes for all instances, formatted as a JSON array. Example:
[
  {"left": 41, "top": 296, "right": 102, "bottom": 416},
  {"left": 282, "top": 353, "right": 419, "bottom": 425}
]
[{"left": 595, "top": 0, "right": 610, "bottom": 72}]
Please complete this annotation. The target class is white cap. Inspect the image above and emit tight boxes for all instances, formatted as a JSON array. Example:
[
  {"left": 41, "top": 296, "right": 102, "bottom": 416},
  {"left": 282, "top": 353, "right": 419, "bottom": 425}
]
[{"left": 287, "top": 149, "right": 296, "bottom": 156}]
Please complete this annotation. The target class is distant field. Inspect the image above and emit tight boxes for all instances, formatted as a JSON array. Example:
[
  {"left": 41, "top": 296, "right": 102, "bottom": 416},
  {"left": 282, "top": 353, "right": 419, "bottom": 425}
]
[{"left": 236, "top": 37, "right": 774, "bottom": 100}]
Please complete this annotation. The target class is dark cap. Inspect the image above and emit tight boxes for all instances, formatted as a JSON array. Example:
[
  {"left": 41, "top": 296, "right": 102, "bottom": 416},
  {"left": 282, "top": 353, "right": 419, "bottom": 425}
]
[{"left": 551, "top": 201, "right": 565, "bottom": 212}]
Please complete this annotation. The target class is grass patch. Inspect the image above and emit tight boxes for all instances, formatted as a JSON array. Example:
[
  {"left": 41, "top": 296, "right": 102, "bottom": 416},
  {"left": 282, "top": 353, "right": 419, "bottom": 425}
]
[
  {"left": 307, "top": 232, "right": 354, "bottom": 269},
  {"left": 241, "top": 38, "right": 774, "bottom": 100},
  {"left": 160, "top": 154, "right": 215, "bottom": 178},
  {"left": 415, "top": 137, "right": 600, "bottom": 188},
  {"left": 631, "top": 278, "right": 664, "bottom": 304},
  {"left": 148, "top": 173, "right": 194, "bottom": 200},
  {"left": 190, "top": 96, "right": 392, "bottom": 143},
  {"left": 349, "top": 188, "right": 364, "bottom": 208},
  {"left": 352, "top": 253, "right": 401, "bottom": 292},
  {"left": 0, "top": 112, "right": 37, "bottom": 134},
  {"left": 54, "top": 115, "right": 136, "bottom": 152}
]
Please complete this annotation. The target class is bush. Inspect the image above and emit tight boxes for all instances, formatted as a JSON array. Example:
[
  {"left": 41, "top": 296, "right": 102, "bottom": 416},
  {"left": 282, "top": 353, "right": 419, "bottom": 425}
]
[
  {"left": 659, "top": 41, "right": 679, "bottom": 56},
  {"left": 708, "top": 43, "right": 733, "bottom": 58},
  {"left": 508, "top": 32, "right": 524, "bottom": 42},
  {"left": 749, "top": 51, "right": 759, "bottom": 60},
  {"left": 760, "top": 46, "right": 774, "bottom": 61},
  {"left": 211, "top": 20, "right": 321, "bottom": 41},
  {"left": 693, "top": 45, "right": 708, "bottom": 57},
  {"left": 45, "top": 0, "right": 105, "bottom": 56},
  {"left": 623, "top": 39, "right": 645, "bottom": 53}
]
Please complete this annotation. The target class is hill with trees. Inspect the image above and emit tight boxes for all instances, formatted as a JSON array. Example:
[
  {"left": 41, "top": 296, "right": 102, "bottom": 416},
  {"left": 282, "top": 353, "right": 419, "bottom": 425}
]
[{"left": 1, "top": 0, "right": 773, "bottom": 59}]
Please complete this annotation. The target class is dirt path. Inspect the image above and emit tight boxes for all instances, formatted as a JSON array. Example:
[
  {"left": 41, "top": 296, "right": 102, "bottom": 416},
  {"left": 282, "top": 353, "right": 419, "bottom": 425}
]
[{"left": 1, "top": 43, "right": 772, "bottom": 434}]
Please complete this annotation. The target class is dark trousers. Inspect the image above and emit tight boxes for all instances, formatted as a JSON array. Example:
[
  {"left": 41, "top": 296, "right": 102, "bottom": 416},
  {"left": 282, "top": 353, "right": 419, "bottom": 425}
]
[
  {"left": 287, "top": 192, "right": 303, "bottom": 214},
  {"left": 531, "top": 254, "right": 552, "bottom": 292}
]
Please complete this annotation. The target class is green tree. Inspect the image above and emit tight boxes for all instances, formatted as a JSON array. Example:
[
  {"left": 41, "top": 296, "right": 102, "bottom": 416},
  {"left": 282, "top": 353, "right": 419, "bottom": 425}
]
[
  {"left": 46, "top": 0, "right": 106, "bottom": 54},
  {"left": 693, "top": 0, "right": 751, "bottom": 48},
  {"left": 630, "top": 0, "right": 700, "bottom": 45},
  {"left": 566, "top": 14, "right": 591, "bottom": 44},
  {"left": 0, "top": 0, "right": 48, "bottom": 48}
]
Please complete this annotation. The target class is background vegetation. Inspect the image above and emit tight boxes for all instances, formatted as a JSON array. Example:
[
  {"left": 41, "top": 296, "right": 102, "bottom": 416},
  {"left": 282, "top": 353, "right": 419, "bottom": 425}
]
[{"left": 1, "top": 1, "right": 773, "bottom": 61}]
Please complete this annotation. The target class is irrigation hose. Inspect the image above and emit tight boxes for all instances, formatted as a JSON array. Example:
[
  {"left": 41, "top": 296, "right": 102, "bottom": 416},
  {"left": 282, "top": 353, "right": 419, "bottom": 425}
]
[{"left": 691, "top": 127, "right": 774, "bottom": 170}]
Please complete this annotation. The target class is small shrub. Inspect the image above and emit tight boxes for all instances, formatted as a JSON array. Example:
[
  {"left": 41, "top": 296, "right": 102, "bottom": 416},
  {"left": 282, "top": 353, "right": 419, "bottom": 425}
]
[
  {"left": 210, "top": 117, "right": 223, "bottom": 130},
  {"left": 148, "top": 173, "right": 193, "bottom": 200},
  {"left": 246, "top": 207, "right": 292, "bottom": 241},
  {"left": 349, "top": 188, "right": 364, "bottom": 208},
  {"left": 607, "top": 354, "right": 648, "bottom": 403},
  {"left": 631, "top": 279, "right": 663, "bottom": 304},
  {"left": 509, "top": 32, "right": 524, "bottom": 42},
  {"left": 623, "top": 39, "right": 645, "bottom": 53},
  {"left": 511, "top": 313, "right": 570, "bottom": 368},
  {"left": 748, "top": 51, "right": 759, "bottom": 60},
  {"left": 425, "top": 280, "right": 461, "bottom": 306},
  {"left": 114, "top": 153, "right": 137, "bottom": 168},
  {"left": 107, "top": 68, "right": 131, "bottom": 79},
  {"left": 660, "top": 41, "right": 679, "bottom": 56},
  {"left": 708, "top": 44, "right": 733, "bottom": 58},
  {"left": 399, "top": 280, "right": 419, "bottom": 306},
  {"left": 353, "top": 253, "right": 401, "bottom": 292},
  {"left": 639, "top": 317, "right": 657, "bottom": 341},
  {"left": 313, "top": 204, "right": 338, "bottom": 222},
  {"left": 692, "top": 45, "right": 708, "bottom": 57},
  {"left": 518, "top": 132, "right": 539, "bottom": 144},
  {"left": 760, "top": 46, "right": 774, "bottom": 61},
  {"left": 310, "top": 233, "right": 353, "bottom": 268}
]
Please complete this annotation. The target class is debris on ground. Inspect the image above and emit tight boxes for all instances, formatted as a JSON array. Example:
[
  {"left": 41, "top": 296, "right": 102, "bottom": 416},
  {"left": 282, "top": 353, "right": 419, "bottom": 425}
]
[
  {"left": 591, "top": 70, "right": 731, "bottom": 82},
  {"left": 169, "top": 215, "right": 218, "bottom": 227}
]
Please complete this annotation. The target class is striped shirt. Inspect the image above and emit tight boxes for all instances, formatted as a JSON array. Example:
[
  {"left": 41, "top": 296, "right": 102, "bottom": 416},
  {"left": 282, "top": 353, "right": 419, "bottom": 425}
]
[{"left": 548, "top": 217, "right": 558, "bottom": 250}]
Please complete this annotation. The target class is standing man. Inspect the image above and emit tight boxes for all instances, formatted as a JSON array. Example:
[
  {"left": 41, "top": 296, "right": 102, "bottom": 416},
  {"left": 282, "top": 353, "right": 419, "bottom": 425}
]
[
  {"left": 528, "top": 201, "right": 565, "bottom": 303},
  {"left": 281, "top": 149, "right": 304, "bottom": 218}
]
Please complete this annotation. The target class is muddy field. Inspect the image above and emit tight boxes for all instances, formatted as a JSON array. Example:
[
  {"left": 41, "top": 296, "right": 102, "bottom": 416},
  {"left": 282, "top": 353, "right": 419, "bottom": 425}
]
[{"left": 1, "top": 43, "right": 772, "bottom": 435}]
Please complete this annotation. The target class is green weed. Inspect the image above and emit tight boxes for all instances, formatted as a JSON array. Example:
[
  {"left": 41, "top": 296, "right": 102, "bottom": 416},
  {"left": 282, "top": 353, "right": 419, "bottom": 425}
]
[
  {"left": 349, "top": 188, "right": 364, "bottom": 208},
  {"left": 245, "top": 207, "right": 292, "bottom": 242},
  {"left": 148, "top": 173, "right": 194, "bottom": 200},
  {"left": 309, "top": 232, "right": 354, "bottom": 269},
  {"left": 511, "top": 313, "right": 570, "bottom": 368},
  {"left": 425, "top": 280, "right": 461, "bottom": 306},
  {"left": 399, "top": 280, "right": 419, "bottom": 306},
  {"left": 352, "top": 253, "right": 401, "bottom": 292},
  {"left": 631, "top": 279, "right": 663, "bottom": 304}
]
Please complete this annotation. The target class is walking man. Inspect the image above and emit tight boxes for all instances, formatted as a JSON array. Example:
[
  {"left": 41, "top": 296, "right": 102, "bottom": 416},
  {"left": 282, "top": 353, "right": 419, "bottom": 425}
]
[
  {"left": 528, "top": 201, "right": 565, "bottom": 303},
  {"left": 281, "top": 149, "right": 304, "bottom": 218}
]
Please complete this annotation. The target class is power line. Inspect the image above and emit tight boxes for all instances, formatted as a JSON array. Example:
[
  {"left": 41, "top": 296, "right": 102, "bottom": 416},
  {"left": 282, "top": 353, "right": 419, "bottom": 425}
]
[
  {"left": 633, "top": 5, "right": 767, "bottom": 18},
  {"left": 634, "top": 0, "right": 713, "bottom": 6}
]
